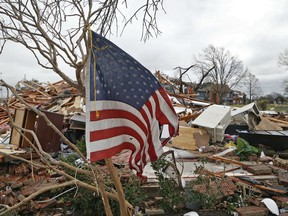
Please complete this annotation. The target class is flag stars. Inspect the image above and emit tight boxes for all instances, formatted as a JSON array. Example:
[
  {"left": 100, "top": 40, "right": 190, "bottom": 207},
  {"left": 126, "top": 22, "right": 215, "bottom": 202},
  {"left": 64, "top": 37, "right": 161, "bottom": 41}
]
[{"left": 91, "top": 32, "right": 162, "bottom": 109}]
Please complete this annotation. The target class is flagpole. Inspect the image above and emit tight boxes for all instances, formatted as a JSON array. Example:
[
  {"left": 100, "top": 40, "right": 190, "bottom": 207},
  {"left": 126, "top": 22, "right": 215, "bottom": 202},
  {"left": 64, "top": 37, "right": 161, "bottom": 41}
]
[{"left": 105, "top": 158, "right": 130, "bottom": 216}]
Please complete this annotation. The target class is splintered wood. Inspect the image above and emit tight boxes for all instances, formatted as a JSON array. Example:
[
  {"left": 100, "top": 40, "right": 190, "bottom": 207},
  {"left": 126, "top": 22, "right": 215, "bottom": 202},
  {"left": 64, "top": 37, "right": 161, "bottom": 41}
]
[{"left": 0, "top": 80, "right": 81, "bottom": 134}]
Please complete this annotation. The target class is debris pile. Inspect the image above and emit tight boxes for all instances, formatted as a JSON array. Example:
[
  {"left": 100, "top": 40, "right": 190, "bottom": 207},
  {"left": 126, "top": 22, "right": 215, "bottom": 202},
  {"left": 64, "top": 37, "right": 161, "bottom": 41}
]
[
  {"left": 0, "top": 79, "right": 288, "bottom": 215},
  {"left": 0, "top": 80, "right": 81, "bottom": 131}
]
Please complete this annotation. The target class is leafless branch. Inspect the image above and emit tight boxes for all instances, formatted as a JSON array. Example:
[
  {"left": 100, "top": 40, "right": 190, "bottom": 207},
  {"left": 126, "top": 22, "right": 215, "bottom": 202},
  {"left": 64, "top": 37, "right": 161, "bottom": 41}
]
[{"left": 279, "top": 48, "right": 288, "bottom": 69}]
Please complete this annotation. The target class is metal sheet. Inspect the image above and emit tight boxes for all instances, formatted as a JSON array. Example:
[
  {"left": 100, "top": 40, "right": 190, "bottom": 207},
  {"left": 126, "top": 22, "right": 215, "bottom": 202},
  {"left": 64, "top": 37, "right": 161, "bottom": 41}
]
[{"left": 192, "top": 105, "right": 231, "bottom": 128}]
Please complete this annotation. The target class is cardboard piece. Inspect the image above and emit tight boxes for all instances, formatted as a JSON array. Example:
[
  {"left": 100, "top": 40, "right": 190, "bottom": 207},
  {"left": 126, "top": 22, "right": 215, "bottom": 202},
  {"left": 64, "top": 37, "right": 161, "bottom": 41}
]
[{"left": 171, "top": 126, "right": 209, "bottom": 151}]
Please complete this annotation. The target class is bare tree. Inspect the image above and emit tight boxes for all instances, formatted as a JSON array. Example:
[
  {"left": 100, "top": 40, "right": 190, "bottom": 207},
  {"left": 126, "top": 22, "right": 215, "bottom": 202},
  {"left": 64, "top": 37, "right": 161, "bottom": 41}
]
[
  {"left": 279, "top": 49, "right": 288, "bottom": 95},
  {"left": 244, "top": 72, "right": 262, "bottom": 102},
  {"left": 194, "top": 45, "right": 248, "bottom": 104},
  {"left": 192, "top": 65, "right": 214, "bottom": 92},
  {"left": 173, "top": 65, "right": 195, "bottom": 93},
  {"left": 0, "top": 0, "right": 164, "bottom": 95},
  {"left": 0, "top": 1, "right": 165, "bottom": 215},
  {"left": 283, "top": 80, "right": 288, "bottom": 95},
  {"left": 279, "top": 48, "right": 288, "bottom": 69}
]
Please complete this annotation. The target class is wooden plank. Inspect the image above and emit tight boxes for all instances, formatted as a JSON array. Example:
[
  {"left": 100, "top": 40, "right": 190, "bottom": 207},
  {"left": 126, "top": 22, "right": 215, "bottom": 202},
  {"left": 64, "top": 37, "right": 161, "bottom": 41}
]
[
  {"left": 19, "top": 81, "right": 50, "bottom": 97},
  {"left": 21, "top": 110, "right": 37, "bottom": 148},
  {"left": 10, "top": 109, "right": 26, "bottom": 148}
]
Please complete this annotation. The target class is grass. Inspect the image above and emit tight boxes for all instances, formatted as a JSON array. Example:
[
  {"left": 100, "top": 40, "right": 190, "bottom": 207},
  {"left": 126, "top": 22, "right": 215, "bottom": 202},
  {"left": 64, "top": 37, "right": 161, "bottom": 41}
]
[
  {"left": 232, "top": 103, "right": 288, "bottom": 113},
  {"left": 266, "top": 104, "right": 288, "bottom": 112}
]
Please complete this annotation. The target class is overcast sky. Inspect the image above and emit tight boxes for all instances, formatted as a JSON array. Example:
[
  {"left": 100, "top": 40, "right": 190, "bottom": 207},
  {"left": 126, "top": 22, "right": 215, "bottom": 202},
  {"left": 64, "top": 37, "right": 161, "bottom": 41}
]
[{"left": 1, "top": 0, "right": 288, "bottom": 95}]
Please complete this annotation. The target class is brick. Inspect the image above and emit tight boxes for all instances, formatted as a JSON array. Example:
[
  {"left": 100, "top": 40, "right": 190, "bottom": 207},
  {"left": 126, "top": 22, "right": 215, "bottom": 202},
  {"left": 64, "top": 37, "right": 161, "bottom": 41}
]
[
  {"left": 5, "top": 175, "right": 21, "bottom": 185},
  {"left": 272, "top": 196, "right": 288, "bottom": 208},
  {"left": 37, "top": 170, "right": 47, "bottom": 176},
  {"left": 33, "top": 199, "right": 57, "bottom": 210},
  {"left": 56, "top": 176, "right": 67, "bottom": 183},
  {"left": 21, "top": 179, "right": 47, "bottom": 196},
  {"left": 49, "top": 171, "right": 60, "bottom": 177},
  {"left": 189, "top": 178, "right": 237, "bottom": 199},
  {"left": 11, "top": 181, "right": 23, "bottom": 189},
  {"left": 236, "top": 206, "right": 268, "bottom": 216},
  {"left": 269, "top": 165, "right": 282, "bottom": 174},
  {"left": 278, "top": 169, "right": 288, "bottom": 185},
  {"left": 14, "top": 163, "right": 30, "bottom": 175},
  {"left": 0, "top": 182, "right": 5, "bottom": 189},
  {"left": 248, "top": 197, "right": 263, "bottom": 206},
  {"left": 246, "top": 165, "right": 272, "bottom": 175},
  {"left": 14, "top": 191, "right": 25, "bottom": 202},
  {"left": 8, "top": 164, "right": 17, "bottom": 174},
  {"left": 248, "top": 154, "right": 258, "bottom": 161},
  {"left": 22, "top": 178, "right": 34, "bottom": 186},
  {"left": 0, "top": 193, "right": 17, "bottom": 206},
  {"left": 21, "top": 185, "right": 36, "bottom": 196}
]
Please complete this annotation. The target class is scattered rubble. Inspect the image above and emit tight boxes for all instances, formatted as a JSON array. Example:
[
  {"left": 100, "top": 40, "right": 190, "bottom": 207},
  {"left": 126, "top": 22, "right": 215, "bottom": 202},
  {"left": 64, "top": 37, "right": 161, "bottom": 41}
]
[{"left": 0, "top": 79, "right": 288, "bottom": 215}]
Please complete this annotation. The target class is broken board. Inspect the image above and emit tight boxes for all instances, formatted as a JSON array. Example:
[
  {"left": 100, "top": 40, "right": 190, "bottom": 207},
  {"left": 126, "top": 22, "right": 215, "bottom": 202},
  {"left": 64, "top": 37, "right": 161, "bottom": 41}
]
[
  {"left": 171, "top": 126, "right": 209, "bottom": 151},
  {"left": 10, "top": 109, "right": 26, "bottom": 148}
]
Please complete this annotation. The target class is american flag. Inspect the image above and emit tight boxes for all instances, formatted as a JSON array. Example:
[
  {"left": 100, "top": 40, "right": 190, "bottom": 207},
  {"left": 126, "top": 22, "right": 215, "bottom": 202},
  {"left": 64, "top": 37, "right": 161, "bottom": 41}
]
[{"left": 85, "top": 31, "right": 179, "bottom": 174}]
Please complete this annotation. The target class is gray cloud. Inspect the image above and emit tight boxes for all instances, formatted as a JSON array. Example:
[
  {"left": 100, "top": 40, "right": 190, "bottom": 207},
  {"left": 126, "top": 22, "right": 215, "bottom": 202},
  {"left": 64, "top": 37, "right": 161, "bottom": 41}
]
[
  {"left": 112, "top": 0, "right": 288, "bottom": 95},
  {"left": 1, "top": 0, "right": 288, "bottom": 95}
]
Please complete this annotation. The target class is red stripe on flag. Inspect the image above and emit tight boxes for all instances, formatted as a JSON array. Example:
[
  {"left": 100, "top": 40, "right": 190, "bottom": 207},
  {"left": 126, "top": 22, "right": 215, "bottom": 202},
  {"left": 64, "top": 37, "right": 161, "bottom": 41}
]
[
  {"left": 90, "top": 142, "right": 136, "bottom": 164},
  {"left": 90, "top": 110, "right": 147, "bottom": 130},
  {"left": 90, "top": 126, "right": 143, "bottom": 143},
  {"left": 139, "top": 104, "right": 157, "bottom": 162}
]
